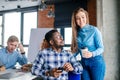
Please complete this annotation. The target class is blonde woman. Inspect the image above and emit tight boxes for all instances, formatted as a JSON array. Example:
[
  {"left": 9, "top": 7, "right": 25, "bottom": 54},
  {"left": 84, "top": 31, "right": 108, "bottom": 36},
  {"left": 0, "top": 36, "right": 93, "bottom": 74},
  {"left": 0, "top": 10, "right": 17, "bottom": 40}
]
[{"left": 71, "top": 7, "right": 106, "bottom": 80}]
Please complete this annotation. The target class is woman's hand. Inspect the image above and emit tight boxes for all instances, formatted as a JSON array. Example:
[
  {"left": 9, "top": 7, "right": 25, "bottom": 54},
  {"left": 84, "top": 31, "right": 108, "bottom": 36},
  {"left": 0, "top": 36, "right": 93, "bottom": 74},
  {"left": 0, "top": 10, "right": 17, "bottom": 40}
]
[{"left": 82, "top": 51, "right": 93, "bottom": 58}]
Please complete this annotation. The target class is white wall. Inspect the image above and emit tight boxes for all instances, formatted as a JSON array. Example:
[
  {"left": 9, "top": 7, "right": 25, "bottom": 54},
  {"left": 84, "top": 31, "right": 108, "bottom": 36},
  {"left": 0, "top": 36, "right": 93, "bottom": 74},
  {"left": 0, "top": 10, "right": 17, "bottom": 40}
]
[
  {"left": 27, "top": 28, "right": 53, "bottom": 63},
  {"left": 97, "top": 0, "right": 119, "bottom": 80}
]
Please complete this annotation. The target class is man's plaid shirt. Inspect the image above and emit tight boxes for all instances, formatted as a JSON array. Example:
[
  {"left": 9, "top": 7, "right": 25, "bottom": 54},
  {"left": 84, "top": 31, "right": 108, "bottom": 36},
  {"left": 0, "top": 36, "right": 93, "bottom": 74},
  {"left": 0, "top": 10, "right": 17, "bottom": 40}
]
[{"left": 31, "top": 48, "right": 83, "bottom": 80}]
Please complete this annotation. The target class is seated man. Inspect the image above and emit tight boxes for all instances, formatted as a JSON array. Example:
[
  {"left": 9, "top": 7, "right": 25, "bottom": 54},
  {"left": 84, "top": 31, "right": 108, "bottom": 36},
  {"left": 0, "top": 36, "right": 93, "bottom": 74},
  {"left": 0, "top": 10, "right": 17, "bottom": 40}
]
[
  {"left": 31, "top": 29, "right": 83, "bottom": 80},
  {"left": 0, "top": 35, "right": 27, "bottom": 69}
]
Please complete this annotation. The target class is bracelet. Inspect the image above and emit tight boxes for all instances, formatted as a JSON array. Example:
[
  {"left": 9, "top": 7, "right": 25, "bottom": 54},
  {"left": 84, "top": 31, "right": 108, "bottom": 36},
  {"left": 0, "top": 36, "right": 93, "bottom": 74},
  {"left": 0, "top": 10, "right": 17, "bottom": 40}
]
[{"left": 21, "top": 52, "right": 25, "bottom": 54}]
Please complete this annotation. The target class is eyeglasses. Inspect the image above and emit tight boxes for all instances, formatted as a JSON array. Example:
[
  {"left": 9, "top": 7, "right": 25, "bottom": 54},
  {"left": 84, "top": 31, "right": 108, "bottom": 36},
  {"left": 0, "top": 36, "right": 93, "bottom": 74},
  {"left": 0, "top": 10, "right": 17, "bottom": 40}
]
[{"left": 54, "top": 35, "right": 63, "bottom": 40}]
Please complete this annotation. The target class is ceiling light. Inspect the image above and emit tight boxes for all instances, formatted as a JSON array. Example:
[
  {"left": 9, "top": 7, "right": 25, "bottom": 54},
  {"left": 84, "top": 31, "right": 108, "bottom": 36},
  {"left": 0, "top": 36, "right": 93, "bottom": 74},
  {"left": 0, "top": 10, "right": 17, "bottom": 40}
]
[
  {"left": 47, "top": 6, "right": 55, "bottom": 18},
  {"left": 38, "top": 0, "right": 47, "bottom": 11},
  {"left": 16, "top": 5, "right": 21, "bottom": 12}
]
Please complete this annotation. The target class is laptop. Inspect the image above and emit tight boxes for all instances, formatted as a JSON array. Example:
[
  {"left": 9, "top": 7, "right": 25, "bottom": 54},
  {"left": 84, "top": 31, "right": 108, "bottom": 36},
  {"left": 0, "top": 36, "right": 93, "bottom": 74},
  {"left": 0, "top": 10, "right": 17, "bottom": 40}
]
[{"left": 0, "top": 72, "right": 24, "bottom": 79}]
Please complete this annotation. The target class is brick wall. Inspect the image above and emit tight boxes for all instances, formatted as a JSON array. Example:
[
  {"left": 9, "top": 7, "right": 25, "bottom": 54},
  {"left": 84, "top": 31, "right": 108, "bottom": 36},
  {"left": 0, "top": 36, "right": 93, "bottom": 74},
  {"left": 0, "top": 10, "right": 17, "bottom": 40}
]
[
  {"left": 87, "top": 0, "right": 96, "bottom": 26},
  {"left": 38, "top": 5, "right": 54, "bottom": 28}
]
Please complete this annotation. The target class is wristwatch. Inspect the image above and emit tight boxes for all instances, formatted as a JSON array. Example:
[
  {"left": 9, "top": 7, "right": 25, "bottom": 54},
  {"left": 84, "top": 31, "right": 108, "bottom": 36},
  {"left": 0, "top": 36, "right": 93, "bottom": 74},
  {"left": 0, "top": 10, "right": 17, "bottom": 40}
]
[{"left": 21, "top": 52, "right": 25, "bottom": 54}]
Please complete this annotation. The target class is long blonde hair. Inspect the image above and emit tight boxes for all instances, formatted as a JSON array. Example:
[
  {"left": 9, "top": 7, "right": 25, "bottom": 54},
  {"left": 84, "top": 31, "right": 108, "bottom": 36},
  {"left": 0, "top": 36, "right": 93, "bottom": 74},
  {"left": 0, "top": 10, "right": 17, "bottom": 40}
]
[{"left": 71, "top": 7, "right": 89, "bottom": 53}]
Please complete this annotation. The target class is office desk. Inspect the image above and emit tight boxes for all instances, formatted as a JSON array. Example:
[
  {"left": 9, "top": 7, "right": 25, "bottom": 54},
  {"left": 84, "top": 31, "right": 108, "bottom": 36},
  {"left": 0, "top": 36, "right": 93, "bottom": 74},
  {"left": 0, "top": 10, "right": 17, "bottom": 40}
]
[{"left": 0, "top": 69, "right": 36, "bottom": 80}]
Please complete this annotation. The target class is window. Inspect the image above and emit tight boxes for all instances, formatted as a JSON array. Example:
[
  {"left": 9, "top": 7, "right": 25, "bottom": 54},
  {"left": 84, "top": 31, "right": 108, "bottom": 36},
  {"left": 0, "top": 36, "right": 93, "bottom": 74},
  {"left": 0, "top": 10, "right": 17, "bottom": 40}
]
[
  {"left": 57, "top": 27, "right": 72, "bottom": 51},
  {"left": 2, "top": 11, "right": 37, "bottom": 57},
  {"left": 4, "top": 12, "right": 21, "bottom": 46},
  {"left": 23, "top": 12, "right": 37, "bottom": 55},
  {"left": 0, "top": 16, "right": 2, "bottom": 48},
  {"left": 65, "top": 28, "right": 72, "bottom": 44},
  {"left": 64, "top": 27, "right": 72, "bottom": 50},
  {"left": 23, "top": 12, "right": 37, "bottom": 45}
]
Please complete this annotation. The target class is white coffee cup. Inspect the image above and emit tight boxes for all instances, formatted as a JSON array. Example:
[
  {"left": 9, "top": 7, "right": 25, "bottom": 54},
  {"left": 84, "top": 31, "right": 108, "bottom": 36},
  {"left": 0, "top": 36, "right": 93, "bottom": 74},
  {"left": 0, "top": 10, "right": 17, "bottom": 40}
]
[{"left": 81, "top": 47, "right": 88, "bottom": 57}]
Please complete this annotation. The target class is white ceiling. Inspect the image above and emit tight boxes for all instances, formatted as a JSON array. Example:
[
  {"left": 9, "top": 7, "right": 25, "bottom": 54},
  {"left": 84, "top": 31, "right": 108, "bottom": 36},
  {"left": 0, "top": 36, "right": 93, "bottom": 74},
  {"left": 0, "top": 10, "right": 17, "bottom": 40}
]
[
  {"left": 0, "top": 0, "right": 41, "bottom": 11},
  {"left": 0, "top": 0, "right": 71, "bottom": 11}
]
